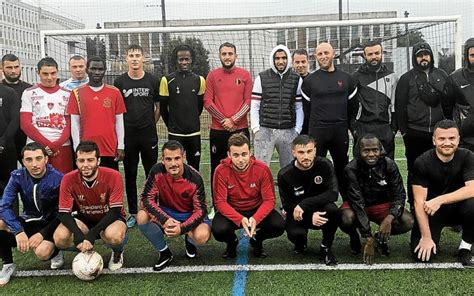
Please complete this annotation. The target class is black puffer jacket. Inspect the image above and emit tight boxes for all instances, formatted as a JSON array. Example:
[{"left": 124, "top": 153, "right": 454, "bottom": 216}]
[
  {"left": 395, "top": 42, "right": 447, "bottom": 134},
  {"left": 343, "top": 140, "right": 406, "bottom": 237}
]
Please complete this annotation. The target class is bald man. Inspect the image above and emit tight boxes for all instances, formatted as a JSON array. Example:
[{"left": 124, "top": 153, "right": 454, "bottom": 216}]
[{"left": 301, "top": 43, "right": 357, "bottom": 199}]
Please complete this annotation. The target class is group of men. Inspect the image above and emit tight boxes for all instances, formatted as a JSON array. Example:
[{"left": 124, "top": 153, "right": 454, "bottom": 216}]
[{"left": 1, "top": 36, "right": 474, "bottom": 285}]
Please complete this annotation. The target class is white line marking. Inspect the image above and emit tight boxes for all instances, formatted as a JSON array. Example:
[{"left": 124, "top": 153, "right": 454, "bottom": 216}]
[{"left": 15, "top": 262, "right": 464, "bottom": 277}]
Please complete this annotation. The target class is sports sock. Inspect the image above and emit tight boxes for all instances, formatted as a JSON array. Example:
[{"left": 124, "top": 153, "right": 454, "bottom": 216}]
[
  {"left": 459, "top": 240, "right": 472, "bottom": 251},
  {"left": 138, "top": 222, "right": 167, "bottom": 251},
  {"left": 186, "top": 235, "right": 197, "bottom": 246},
  {"left": 109, "top": 232, "right": 129, "bottom": 253}
]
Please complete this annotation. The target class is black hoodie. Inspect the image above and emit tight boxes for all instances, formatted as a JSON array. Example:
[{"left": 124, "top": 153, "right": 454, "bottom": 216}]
[
  {"left": 444, "top": 38, "right": 474, "bottom": 148},
  {"left": 395, "top": 42, "right": 448, "bottom": 134}
]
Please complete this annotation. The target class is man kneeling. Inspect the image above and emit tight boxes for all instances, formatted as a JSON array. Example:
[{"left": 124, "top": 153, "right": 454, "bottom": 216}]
[
  {"left": 341, "top": 135, "right": 413, "bottom": 265},
  {"left": 138, "top": 140, "right": 210, "bottom": 271},
  {"left": 54, "top": 141, "right": 127, "bottom": 271},
  {"left": 212, "top": 134, "right": 285, "bottom": 259},
  {"left": 0, "top": 143, "right": 64, "bottom": 286}
]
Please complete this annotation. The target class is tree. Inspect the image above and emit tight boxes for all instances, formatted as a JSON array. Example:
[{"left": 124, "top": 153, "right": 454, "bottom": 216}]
[
  {"left": 438, "top": 53, "right": 455, "bottom": 75},
  {"left": 164, "top": 36, "right": 210, "bottom": 77},
  {"left": 396, "top": 29, "right": 425, "bottom": 47},
  {"left": 86, "top": 37, "right": 106, "bottom": 60}
]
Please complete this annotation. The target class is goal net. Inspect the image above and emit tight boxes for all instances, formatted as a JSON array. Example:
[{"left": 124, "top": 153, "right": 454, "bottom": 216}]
[{"left": 41, "top": 15, "right": 461, "bottom": 140}]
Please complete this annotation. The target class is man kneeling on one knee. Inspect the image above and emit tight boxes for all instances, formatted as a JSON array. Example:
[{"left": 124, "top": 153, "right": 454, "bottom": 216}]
[{"left": 341, "top": 134, "right": 413, "bottom": 265}]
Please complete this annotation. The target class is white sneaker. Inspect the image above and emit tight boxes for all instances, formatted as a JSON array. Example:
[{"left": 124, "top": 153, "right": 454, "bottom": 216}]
[
  {"left": 0, "top": 263, "right": 16, "bottom": 286},
  {"left": 108, "top": 251, "right": 123, "bottom": 271},
  {"left": 50, "top": 251, "right": 64, "bottom": 270}
]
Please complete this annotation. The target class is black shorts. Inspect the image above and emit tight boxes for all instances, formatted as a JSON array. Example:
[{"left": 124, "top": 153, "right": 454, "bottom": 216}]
[{"left": 19, "top": 218, "right": 57, "bottom": 242}]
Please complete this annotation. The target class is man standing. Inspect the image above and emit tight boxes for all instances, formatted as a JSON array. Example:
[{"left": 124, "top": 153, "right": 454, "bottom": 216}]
[
  {"left": 212, "top": 134, "right": 284, "bottom": 259},
  {"left": 410, "top": 120, "right": 474, "bottom": 266},
  {"left": 278, "top": 135, "right": 340, "bottom": 265},
  {"left": 0, "top": 143, "right": 64, "bottom": 286},
  {"left": 160, "top": 44, "right": 205, "bottom": 171},
  {"left": 59, "top": 55, "right": 88, "bottom": 91},
  {"left": 395, "top": 41, "right": 447, "bottom": 206},
  {"left": 292, "top": 49, "right": 311, "bottom": 135},
  {"left": 204, "top": 42, "right": 253, "bottom": 192},
  {"left": 251, "top": 44, "right": 303, "bottom": 168},
  {"left": 137, "top": 140, "right": 210, "bottom": 271},
  {"left": 341, "top": 134, "right": 413, "bottom": 264},
  {"left": 68, "top": 56, "right": 126, "bottom": 170},
  {"left": 351, "top": 41, "right": 398, "bottom": 158},
  {"left": 54, "top": 141, "right": 127, "bottom": 271},
  {"left": 20, "top": 57, "right": 72, "bottom": 174},
  {"left": 2, "top": 54, "right": 32, "bottom": 161},
  {"left": 114, "top": 45, "right": 160, "bottom": 228},
  {"left": 301, "top": 42, "right": 357, "bottom": 197},
  {"left": 444, "top": 38, "right": 474, "bottom": 150}
]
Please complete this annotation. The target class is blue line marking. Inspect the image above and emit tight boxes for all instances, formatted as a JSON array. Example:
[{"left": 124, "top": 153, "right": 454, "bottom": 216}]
[{"left": 231, "top": 229, "right": 250, "bottom": 296}]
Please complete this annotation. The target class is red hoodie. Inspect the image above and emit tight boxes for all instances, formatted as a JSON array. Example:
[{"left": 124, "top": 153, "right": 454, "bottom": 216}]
[{"left": 213, "top": 156, "right": 275, "bottom": 226}]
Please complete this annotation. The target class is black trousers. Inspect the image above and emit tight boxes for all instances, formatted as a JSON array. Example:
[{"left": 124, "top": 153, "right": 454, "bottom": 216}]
[
  {"left": 0, "top": 143, "right": 17, "bottom": 197},
  {"left": 168, "top": 134, "right": 201, "bottom": 171},
  {"left": 403, "top": 128, "right": 433, "bottom": 206},
  {"left": 209, "top": 128, "right": 250, "bottom": 198},
  {"left": 286, "top": 202, "right": 340, "bottom": 248},
  {"left": 124, "top": 126, "right": 159, "bottom": 215},
  {"left": 212, "top": 209, "right": 285, "bottom": 244},
  {"left": 410, "top": 198, "right": 474, "bottom": 255},
  {"left": 309, "top": 123, "right": 349, "bottom": 199}
]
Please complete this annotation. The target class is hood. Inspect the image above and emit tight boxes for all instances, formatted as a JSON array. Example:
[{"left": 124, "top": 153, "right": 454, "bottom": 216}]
[
  {"left": 412, "top": 42, "right": 434, "bottom": 71},
  {"left": 464, "top": 38, "right": 474, "bottom": 69},
  {"left": 270, "top": 44, "right": 292, "bottom": 75}
]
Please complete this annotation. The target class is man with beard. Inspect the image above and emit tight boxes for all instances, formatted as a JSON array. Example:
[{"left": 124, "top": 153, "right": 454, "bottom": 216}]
[
  {"left": 341, "top": 134, "right": 413, "bottom": 264},
  {"left": 160, "top": 44, "right": 205, "bottom": 171},
  {"left": 395, "top": 42, "right": 447, "bottom": 207},
  {"left": 445, "top": 38, "right": 474, "bottom": 150},
  {"left": 59, "top": 55, "right": 88, "bottom": 91},
  {"left": 204, "top": 42, "right": 253, "bottom": 199},
  {"left": 292, "top": 49, "right": 311, "bottom": 135},
  {"left": 212, "top": 134, "right": 284, "bottom": 259},
  {"left": 114, "top": 44, "right": 160, "bottom": 228},
  {"left": 54, "top": 141, "right": 127, "bottom": 271},
  {"left": 137, "top": 140, "right": 210, "bottom": 271},
  {"left": 68, "top": 57, "right": 126, "bottom": 171},
  {"left": 2, "top": 54, "right": 32, "bottom": 162},
  {"left": 351, "top": 41, "right": 398, "bottom": 158},
  {"left": 251, "top": 44, "right": 303, "bottom": 168},
  {"left": 278, "top": 135, "right": 340, "bottom": 265},
  {"left": 301, "top": 42, "right": 358, "bottom": 199},
  {"left": 410, "top": 120, "right": 474, "bottom": 267}
]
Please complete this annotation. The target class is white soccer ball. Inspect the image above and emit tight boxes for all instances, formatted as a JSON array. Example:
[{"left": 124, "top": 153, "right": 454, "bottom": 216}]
[{"left": 72, "top": 251, "right": 104, "bottom": 281}]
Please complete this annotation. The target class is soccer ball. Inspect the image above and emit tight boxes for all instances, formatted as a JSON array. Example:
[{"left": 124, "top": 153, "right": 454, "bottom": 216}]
[{"left": 72, "top": 251, "right": 104, "bottom": 281}]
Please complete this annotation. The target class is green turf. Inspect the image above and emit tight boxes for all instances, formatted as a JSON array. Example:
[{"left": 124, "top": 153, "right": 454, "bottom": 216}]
[{"left": 3, "top": 136, "right": 472, "bottom": 294}]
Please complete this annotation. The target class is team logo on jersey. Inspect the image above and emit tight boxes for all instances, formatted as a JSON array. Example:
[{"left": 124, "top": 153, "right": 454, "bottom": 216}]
[
  {"left": 235, "top": 78, "right": 241, "bottom": 85},
  {"left": 78, "top": 194, "right": 85, "bottom": 201},
  {"left": 103, "top": 98, "right": 112, "bottom": 108},
  {"left": 314, "top": 176, "right": 323, "bottom": 184},
  {"left": 100, "top": 193, "right": 106, "bottom": 203},
  {"left": 337, "top": 80, "right": 343, "bottom": 87},
  {"left": 47, "top": 102, "right": 54, "bottom": 110},
  {"left": 377, "top": 179, "right": 388, "bottom": 186}
]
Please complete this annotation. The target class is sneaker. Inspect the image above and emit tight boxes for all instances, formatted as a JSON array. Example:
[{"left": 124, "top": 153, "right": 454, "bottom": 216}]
[
  {"left": 154, "top": 248, "right": 173, "bottom": 271},
  {"left": 50, "top": 251, "right": 64, "bottom": 270},
  {"left": 108, "top": 251, "right": 124, "bottom": 271},
  {"left": 0, "top": 263, "right": 16, "bottom": 286},
  {"left": 320, "top": 247, "right": 338, "bottom": 266},
  {"left": 458, "top": 249, "right": 474, "bottom": 268},
  {"left": 126, "top": 215, "right": 137, "bottom": 228},
  {"left": 350, "top": 235, "right": 362, "bottom": 255},
  {"left": 185, "top": 235, "right": 197, "bottom": 259},
  {"left": 222, "top": 238, "right": 238, "bottom": 259},
  {"left": 294, "top": 244, "right": 307, "bottom": 255},
  {"left": 375, "top": 233, "right": 390, "bottom": 256},
  {"left": 249, "top": 238, "right": 268, "bottom": 259}
]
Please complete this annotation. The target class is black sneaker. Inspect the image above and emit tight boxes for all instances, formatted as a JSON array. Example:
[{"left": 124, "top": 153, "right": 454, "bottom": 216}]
[
  {"left": 222, "top": 238, "right": 238, "bottom": 259},
  {"left": 249, "top": 238, "right": 268, "bottom": 258},
  {"left": 350, "top": 235, "right": 362, "bottom": 255},
  {"left": 458, "top": 249, "right": 474, "bottom": 268},
  {"left": 320, "top": 246, "right": 338, "bottom": 266},
  {"left": 375, "top": 233, "right": 390, "bottom": 256},
  {"left": 154, "top": 248, "right": 173, "bottom": 271},
  {"left": 294, "top": 244, "right": 307, "bottom": 255},
  {"left": 185, "top": 235, "right": 197, "bottom": 259}
]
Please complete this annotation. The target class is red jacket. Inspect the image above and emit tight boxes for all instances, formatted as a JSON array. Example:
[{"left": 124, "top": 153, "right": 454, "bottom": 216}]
[{"left": 213, "top": 156, "right": 275, "bottom": 226}]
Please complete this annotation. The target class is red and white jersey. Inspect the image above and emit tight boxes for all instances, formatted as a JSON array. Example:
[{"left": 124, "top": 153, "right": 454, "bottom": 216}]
[
  {"left": 59, "top": 167, "right": 126, "bottom": 222},
  {"left": 20, "top": 84, "right": 70, "bottom": 145}
]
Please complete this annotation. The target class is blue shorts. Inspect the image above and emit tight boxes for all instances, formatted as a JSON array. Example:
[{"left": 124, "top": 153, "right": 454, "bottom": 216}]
[{"left": 161, "top": 206, "right": 211, "bottom": 226}]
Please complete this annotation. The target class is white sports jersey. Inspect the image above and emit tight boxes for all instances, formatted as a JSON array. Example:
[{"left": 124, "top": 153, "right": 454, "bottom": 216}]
[{"left": 20, "top": 84, "right": 71, "bottom": 145}]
